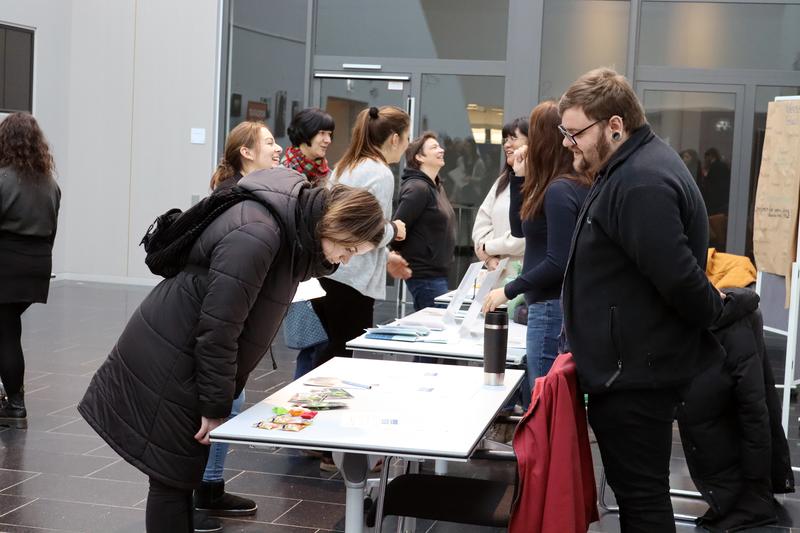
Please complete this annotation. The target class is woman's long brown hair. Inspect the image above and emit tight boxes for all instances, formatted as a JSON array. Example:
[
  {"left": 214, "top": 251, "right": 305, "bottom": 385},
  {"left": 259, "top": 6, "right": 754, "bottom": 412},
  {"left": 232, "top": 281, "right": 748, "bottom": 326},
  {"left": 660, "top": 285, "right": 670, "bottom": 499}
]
[
  {"left": 520, "top": 101, "right": 591, "bottom": 220},
  {"left": 0, "top": 113, "right": 55, "bottom": 179},
  {"left": 332, "top": 106, "right": 409, "bottom": 180}
]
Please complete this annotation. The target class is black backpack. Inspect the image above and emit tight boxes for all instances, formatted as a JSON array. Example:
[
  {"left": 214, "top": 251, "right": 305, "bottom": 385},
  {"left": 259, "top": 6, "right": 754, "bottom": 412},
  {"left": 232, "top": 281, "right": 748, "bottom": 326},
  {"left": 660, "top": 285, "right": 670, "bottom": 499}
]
[{"left": 140, "top": 186, "right": 278, "bottom": 278}]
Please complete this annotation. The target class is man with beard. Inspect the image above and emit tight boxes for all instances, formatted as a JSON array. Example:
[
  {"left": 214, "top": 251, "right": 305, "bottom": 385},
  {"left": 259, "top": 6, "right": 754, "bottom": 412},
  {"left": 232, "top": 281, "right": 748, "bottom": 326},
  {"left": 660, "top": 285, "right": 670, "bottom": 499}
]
[{"left": 558, "top": 68, "right": 724, "bottom": 532}]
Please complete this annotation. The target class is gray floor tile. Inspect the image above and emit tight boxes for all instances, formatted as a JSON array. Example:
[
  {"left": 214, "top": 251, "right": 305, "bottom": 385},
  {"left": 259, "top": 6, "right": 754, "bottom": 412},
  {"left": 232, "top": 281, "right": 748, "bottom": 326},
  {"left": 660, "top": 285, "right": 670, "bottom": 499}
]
[
  {"left": 225, "top": 471, "right": 345, "bottom": 504},
  {"left": 273, "top": 500, "right": 345, "bottom": 531},
  {"left": 0, "top": 447, "right": 117, "bottom": 477},
  {"left": 2, "top": 473, "right": 147, "bottom": 507},
  {"left": 0, "top": 469, "right": 39, "bottom": 492},
  {"left": 0, "top": 498, "right": 144, "bottom": 532}
]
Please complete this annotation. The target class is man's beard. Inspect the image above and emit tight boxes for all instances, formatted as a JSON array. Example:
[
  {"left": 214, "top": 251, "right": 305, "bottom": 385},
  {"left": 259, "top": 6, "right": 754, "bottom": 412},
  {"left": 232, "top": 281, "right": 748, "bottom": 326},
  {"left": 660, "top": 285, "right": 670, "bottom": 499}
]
[{"left": 575, "top": 134, "right": 613, "bottom": 175}]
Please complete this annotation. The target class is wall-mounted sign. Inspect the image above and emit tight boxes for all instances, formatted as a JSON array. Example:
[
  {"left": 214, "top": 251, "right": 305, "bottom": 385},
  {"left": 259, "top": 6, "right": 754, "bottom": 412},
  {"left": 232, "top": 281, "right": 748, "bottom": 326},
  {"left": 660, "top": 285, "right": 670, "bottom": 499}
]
[{"left": 246, "top": 101, "right": 268, "bottom": 122}]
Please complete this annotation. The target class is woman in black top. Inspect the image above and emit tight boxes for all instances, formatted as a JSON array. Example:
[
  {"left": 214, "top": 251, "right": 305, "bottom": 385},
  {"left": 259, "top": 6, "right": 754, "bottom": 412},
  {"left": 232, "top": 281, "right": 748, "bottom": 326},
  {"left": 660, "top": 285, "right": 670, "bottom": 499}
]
[
  {"left": 483, "top": 101, "right": 591, "bottom": 406},
  {"left": 392, "top": 132, "right": 456, "bottom": 311},
  {"left": 0, "top": 113, "right": 61, "bottom": 429}
]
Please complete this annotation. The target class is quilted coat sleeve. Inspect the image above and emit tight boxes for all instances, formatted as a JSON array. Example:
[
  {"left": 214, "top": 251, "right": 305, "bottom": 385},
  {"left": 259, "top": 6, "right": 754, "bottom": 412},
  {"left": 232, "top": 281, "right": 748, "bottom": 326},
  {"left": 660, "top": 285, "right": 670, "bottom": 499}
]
[{"left": 195, "top": 220, "right": 280, "bottom": 418}]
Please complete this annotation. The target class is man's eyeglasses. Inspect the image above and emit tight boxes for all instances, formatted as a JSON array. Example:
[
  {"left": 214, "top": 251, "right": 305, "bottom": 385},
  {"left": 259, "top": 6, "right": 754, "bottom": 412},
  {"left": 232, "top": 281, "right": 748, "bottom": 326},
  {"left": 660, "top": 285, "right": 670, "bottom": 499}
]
[{"left": 558, "top": 118, "right": 608, "bottom": 146}]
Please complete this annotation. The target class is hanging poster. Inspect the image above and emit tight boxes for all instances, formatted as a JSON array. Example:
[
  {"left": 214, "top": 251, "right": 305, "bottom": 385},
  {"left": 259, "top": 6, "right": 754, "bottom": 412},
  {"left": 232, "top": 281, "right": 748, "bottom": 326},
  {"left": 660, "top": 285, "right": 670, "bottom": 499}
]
[
  {"left": 753, "top": 98, "right": 800, "bottom": 305},
  {"left": 246, "top": 100, "right": 267, "bottom": 122}
]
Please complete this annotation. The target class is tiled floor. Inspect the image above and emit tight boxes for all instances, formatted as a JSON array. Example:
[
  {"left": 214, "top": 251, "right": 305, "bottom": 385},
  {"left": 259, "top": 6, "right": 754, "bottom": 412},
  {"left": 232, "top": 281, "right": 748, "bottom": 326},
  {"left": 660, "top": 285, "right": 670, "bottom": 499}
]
[{"left": 0, "top": 280, "right": 799, "bottom": 532}]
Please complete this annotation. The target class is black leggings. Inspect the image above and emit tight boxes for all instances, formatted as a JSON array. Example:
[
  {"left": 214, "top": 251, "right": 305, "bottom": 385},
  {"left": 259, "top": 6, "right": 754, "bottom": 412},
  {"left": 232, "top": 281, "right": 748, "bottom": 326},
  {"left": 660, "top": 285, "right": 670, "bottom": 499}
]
[
  {"left": 312, "top": 277, "right": 374, "bottom": 367},
  {"left": 0, "top": 302, "right": 30, "bottom": 396},
  {"left": 146, "top": 477, "right": 194, "bottom": 533}
]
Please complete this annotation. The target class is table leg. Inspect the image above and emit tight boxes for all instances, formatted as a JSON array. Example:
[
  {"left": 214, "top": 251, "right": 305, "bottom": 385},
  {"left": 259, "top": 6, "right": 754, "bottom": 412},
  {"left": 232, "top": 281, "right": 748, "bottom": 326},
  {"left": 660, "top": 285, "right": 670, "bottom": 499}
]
[
  {"left": 373, "top": 455, "right": 391, "bottom": 533},
  {"left": 334, "top": 452, "right": 368, "bottom": 533}
]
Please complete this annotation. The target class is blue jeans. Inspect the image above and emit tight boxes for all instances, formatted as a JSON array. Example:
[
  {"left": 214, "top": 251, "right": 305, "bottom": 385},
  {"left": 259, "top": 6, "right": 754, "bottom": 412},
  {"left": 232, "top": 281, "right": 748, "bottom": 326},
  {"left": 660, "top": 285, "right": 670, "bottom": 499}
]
[
  {"left": 294, "top": 342, "right": 327, "bottom": 380},
  {"left": 521, "top": 299, "right": 563, "bottom": 409},
  {"left": 405, "top": 277, "right": 449, "bottom": 312},
  {"left": 203, "top": 390, "right": 245, "bottom": 482}
]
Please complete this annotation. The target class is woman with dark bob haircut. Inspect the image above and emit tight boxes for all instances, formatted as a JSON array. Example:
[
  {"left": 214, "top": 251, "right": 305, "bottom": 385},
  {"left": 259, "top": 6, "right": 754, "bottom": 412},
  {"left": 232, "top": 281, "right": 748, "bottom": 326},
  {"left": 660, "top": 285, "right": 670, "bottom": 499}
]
[
  {"left": 283, "top": 107, "right": 335, "bottom": 187},
  {"left": 281, "top": 108, "right": 337, "bottom": 383},
  {"left": 0, "top": 113, "right": 61, "bottom": 429}
]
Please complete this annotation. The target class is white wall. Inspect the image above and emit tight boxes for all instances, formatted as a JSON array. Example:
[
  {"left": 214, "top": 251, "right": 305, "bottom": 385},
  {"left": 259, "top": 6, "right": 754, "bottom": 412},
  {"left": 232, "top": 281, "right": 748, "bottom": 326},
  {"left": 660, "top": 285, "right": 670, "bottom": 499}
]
[
  {"left": 126, "top": 0, "right": 221, "bottom": 278},
  {"left": 64, "top": 0, "right": 135, "bottom": 278},
  {"left": 0, "top": 0, "right": 221, "bottom": 282}
]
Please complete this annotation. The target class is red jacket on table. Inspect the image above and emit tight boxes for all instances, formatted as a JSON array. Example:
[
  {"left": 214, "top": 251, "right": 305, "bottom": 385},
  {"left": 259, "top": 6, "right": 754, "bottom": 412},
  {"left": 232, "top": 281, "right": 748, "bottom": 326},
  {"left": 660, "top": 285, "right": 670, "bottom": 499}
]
[{"left": 510, "top": 353, "right": 598, "bottom": 533}]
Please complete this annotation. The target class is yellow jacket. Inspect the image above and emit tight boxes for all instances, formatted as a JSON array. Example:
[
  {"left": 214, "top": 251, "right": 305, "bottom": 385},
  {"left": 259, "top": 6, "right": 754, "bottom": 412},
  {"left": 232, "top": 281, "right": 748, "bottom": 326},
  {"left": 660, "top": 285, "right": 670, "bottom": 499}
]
[{"left": 705, "top": 248, "right": 757, "bottom": 289}]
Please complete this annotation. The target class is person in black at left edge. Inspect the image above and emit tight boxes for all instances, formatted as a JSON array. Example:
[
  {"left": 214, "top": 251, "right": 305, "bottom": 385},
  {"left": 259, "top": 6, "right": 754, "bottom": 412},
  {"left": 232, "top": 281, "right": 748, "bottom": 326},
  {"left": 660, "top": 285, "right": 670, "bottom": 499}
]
[{"left": 0, "top": 113, "right": 61, "bottom": 430}]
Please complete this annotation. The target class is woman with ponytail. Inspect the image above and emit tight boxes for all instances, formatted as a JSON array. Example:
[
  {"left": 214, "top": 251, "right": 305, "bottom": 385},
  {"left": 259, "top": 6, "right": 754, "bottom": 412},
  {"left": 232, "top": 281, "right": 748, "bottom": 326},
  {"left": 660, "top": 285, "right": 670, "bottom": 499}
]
[
  {"left": 209, "top": 120, "right": 282, "bottom": 190},
  {"left": 313, "top": 105, "right": 410, "bottom": 369}
]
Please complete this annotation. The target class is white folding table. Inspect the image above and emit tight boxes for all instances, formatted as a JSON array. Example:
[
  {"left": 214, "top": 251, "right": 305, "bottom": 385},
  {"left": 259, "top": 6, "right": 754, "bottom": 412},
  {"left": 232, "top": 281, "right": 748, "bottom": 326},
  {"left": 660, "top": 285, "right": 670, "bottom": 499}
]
[
  {"left": 346, "top": 308, "right": 527, "bottom": 366},
  {"left": 210, "top": 357, "right": 524, "bottom": 533}
]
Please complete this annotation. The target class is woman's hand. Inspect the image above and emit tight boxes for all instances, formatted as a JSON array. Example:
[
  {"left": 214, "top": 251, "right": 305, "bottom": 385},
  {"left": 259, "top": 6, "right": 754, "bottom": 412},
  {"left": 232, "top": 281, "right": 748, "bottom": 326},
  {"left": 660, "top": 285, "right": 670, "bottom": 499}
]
[
  {"left": 485, "top": 257, "right": 500, "bottom": 271},
  {"left": 475, "top": 243, "right": 490, "bottom": 262},
  {"left": 194, "top": 416, "right": 226, "bottom": 445},
  {"left": 512, "top": 145, "right": 528, "bottom": 177},
  {"left": 387, "top": 251, "right": 412, "bottom": 280},
  {"left": 482, "top": 287, "right": 509, "bottom": 314},
  {"left": 393, "top": 220, "right": 406, "bottom": 241}
]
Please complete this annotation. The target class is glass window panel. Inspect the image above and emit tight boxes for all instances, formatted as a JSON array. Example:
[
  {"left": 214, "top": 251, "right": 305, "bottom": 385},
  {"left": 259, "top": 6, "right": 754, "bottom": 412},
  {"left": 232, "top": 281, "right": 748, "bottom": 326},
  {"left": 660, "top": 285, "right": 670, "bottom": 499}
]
[
  {"left": 747, "top": 87, "right": 800, "bottom": 259},
  {"left": 639, "top": 2, "right": 800, "bottom": 70},
  {"left": 420, "top": 74, "right": 504, "bottom": 284},
  {"left": 318, "top": 78, "right": 408, "bottom": 179},
  {"left": 228, "top": 1, "right": 308, "bottom": 145},
  {"left": 539, "top": 0, "right": 629, "bottom": 101},
  {"left": 1, "top": 26, "right": 34, "bottom": 113},
  {"left": 643, "top": 90, "right": 736, "bottom": 251},
  {"left": 315, "top": 0, "right": 508, "bottom": 60}
]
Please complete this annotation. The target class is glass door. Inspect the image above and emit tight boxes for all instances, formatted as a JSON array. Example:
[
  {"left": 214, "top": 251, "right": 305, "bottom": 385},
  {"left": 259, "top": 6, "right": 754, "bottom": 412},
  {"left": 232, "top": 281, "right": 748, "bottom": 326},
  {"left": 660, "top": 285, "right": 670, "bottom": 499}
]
[
  {"left": 637, "top": 83, "right": 744, "bottom": 253},
  {"left": 313, "top": 74, "right": 413, "bottom": 303}
]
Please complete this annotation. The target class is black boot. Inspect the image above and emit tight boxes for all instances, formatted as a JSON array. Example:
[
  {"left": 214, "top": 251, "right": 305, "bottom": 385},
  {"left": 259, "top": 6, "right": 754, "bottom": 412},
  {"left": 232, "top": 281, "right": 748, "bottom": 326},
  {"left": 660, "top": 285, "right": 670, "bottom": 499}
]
[
  {"left": 195, "top": 479, "right": 257, "bottom": 517},
  {"left": 193, "top": 509, "right": 222, "bottom": 533},
  {"left": 0, "top": 390, "right": 27, "bottom": 429}
]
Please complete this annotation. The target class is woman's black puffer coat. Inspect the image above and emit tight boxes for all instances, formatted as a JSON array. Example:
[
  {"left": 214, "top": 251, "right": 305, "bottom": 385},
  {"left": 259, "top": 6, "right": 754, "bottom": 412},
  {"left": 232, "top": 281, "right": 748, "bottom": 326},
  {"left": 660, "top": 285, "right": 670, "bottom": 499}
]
[
  {"left": 79, "top": 167, "right": 335, "bottom": 489},
  {"left": 677, "top": 288, "right": 793, "bottom": 529}
]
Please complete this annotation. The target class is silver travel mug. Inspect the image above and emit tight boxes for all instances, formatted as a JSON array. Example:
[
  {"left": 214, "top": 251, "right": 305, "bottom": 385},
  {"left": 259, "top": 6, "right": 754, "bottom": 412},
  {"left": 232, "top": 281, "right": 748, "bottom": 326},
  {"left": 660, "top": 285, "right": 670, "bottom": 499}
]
[{"left": 483, "top": 310, "right": 508, "bottom": 386}]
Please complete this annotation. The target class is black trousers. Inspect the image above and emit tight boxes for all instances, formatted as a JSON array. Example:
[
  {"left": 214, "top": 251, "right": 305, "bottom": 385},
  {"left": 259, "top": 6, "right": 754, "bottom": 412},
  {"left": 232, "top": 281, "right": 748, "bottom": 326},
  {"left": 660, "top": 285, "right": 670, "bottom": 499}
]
[
  {"left": 588, "top": 387, "right": 682, "bottom": 533},
  {"left": 146, "top": 477, "right": 194, "bottom": 533},
  {"left": 312, "top": 277, "right": 374, "bottom": 366},
  {"left": 0, "top": 302, "right": 31, "bottom": 396}
]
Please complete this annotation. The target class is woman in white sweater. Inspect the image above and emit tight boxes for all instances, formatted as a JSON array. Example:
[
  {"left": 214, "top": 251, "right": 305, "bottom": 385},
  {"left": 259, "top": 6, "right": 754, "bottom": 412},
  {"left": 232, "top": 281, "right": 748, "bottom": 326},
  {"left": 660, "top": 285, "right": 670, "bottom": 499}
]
[
  {"left": 472, "top": 117, "right": 528, "bottom": 272},
  {"left": 311, "top": 106, "right": 410, "bottom": 365}
]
